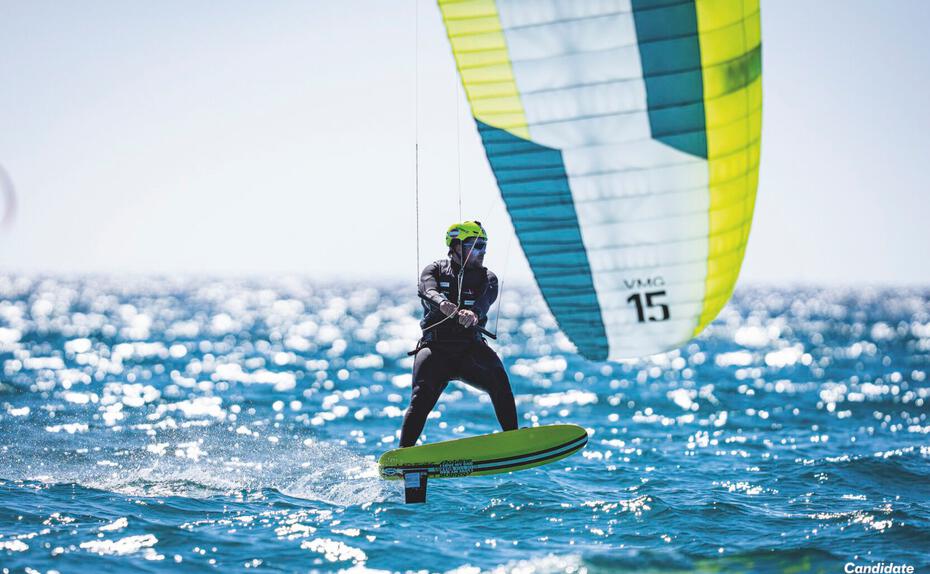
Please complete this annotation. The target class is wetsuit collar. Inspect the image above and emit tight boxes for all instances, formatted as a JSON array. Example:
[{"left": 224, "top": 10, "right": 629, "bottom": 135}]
[{"left": 449, "top": 257, "right": 484, "bottom": 274}]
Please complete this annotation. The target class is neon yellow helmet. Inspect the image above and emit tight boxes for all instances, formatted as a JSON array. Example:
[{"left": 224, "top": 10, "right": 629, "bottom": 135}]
[{"left": 445, "top": 220, "right": 487, "bottom": 247}]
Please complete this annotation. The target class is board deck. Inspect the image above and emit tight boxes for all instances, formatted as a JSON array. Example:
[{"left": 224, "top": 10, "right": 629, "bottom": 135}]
[{"left": 379, "top": 424, "right": 588, "bottom": 481}]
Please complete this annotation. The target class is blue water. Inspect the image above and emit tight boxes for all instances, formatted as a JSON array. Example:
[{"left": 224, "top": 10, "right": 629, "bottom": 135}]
[{"left": 1, "top": 276, "right": 928, "bottom": 573}]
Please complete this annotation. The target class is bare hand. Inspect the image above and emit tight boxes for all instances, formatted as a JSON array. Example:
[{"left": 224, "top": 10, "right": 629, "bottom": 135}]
[
  {"left": 439, "top": 300, "right": 458, "bottom": 317},
  {"left": 457, "top": 309, "right": 478, "bottom": 328}
]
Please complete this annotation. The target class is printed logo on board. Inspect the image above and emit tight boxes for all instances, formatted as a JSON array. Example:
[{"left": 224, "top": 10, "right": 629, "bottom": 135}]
[{"left": 438, "top": 459, "right": 474, "bottom": 476}]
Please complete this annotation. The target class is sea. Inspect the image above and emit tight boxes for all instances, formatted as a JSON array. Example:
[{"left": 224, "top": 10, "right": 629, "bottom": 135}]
[{"left": 0, "top": 275, "right": 928, "bottom": 573}]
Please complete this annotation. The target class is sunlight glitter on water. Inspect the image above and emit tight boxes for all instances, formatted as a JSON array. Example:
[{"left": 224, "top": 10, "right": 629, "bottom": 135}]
[{"left": 0, "top": 276, "right": 928, "bottom": 572}]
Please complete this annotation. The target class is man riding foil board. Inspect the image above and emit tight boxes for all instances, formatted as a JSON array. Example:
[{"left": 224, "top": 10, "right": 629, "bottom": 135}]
[{"left": 399, "top": 221, "right": 518, "bottom": 447}]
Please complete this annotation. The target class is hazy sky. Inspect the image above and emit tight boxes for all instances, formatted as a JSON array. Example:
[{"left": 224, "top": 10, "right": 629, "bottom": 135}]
[{"left": 1, "top": 1, "right": 928, "bottom": 284}]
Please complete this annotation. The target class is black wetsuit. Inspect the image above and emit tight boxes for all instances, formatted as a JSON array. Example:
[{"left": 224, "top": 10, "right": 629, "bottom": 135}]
[{"left": 399, "top": 258, "right": 518, "bottom": 447}]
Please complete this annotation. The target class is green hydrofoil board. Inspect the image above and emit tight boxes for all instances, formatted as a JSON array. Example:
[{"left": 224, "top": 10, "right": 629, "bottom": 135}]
[{"left": 379, "top": 425, "right": 588, "bottom": 503}]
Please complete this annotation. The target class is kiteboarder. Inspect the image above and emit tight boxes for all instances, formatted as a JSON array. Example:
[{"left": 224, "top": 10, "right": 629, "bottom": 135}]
[{"left": 399, "top": 221, "right": 518, "bottom": 447}]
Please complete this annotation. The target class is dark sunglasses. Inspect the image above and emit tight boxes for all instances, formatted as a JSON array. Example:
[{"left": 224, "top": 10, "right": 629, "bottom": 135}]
[{"left": 463, "top": 239, "right": 487, "bottom": 252}]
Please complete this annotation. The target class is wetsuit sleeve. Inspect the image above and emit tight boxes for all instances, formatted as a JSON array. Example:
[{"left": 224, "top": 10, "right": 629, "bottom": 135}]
[
  {"left": 418, "top": 262, "right": 447, "bottom": 307},
  {"left": 471, "top": 271, "right": 499, "bottom": 320}
]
